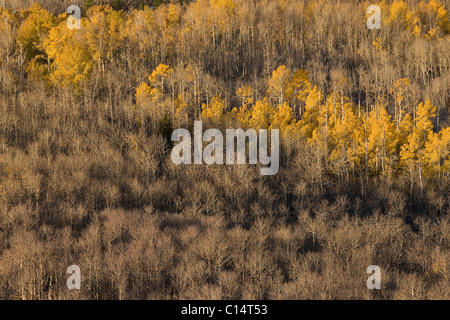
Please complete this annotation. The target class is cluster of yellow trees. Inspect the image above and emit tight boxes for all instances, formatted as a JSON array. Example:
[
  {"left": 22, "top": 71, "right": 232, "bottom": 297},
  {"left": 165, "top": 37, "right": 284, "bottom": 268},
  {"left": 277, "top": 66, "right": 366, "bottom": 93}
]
[
  {"left": 0, "top": 1, "right": 448, "bottom": 183},
  {"left": 0, "top": 1, "right": 448, "bottom": 90},
  {"left": 381, "top": 0, "right": 449, "bottom": 39},
  {"left": 136, "top": 62, "right": 449, "bottom": 183}
]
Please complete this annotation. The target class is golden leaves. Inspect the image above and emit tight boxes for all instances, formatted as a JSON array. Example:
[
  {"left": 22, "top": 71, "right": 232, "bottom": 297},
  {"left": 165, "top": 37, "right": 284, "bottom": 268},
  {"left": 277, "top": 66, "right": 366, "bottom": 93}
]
[
  {"left": 17, "top": 3, "right": 55, "bottom": 59},
  {"left": 201, "top": 95, "right": 226, "bottom": 126}
]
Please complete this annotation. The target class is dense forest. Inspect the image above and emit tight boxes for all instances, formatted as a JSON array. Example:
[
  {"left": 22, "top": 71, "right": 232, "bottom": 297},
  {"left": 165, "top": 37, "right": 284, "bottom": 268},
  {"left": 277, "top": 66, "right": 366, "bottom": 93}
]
[{"left": 0, "top": 0, "right": 448, "bottom": 299}]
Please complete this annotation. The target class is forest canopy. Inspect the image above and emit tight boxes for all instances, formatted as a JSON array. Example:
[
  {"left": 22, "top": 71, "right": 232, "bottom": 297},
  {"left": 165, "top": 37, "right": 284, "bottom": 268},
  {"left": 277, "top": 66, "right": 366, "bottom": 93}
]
[
  {"left": 1, "top": 0, "right": 448, "bottom": 181},
  {"left": 0, "top": 0, "right": 448, "bottom": 300}
]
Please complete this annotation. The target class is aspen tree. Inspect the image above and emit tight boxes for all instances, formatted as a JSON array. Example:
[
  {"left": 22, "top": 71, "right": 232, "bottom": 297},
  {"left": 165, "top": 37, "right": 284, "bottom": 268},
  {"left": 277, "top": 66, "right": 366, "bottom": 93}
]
[
  {"left": 423, "top": 127, "right": 450, "bottom": 179},
  {"left": 400, "top": 100, "right": 436, "bottom": 191},
  {"left": 268, "top": 65, "right": 291, "bottom": 106},
  {"left": 16, "top": 3, "right": 55, "bottom": 60}
]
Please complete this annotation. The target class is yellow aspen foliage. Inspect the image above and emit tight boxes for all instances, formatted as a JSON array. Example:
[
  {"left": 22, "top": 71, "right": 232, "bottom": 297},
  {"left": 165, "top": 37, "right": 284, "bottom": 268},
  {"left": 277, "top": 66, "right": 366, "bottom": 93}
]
[
  {"left": 135, "top": 64, "right": 174, "bottom": 131},
  {"left": 208, "top": 0, "right": 236, "bottom": 33},
  {"left": 174, "top": 93, "right": 189, "bottom": 127},
  {"left": 404, "top": 4, "right": 422, "bottom": 36},
  {"left": 17, "top": 3, "right": 55, "bottom": 59},
  {"left": 148, "top": 63, "right": 174, "bottom": 90},
  {"left": 391, "top": 78, "right": 410, "bottom": 125},
  {"left": 25, "top": 57, "right": 49, "bottom": 85},
  {"left": 425, "top": 28, "right": 437, "bottom": 40},
  {"left": 317, "top": 97, "right": 332, "bottom": 130},
  {"left": 305, "top": 0, "right": 329, "bottom": 23},
  {"left": 412, "top": 24, "right": 421, "bottom": 37},
  {"left": 392, "top": 78, "right": 410, "bottom": 105},
  {"left": 0, "top": 8, "right": 17, "bottom": 37},
  {"left": 270, "top": 102, "right": 299, "bottom": 138},
  {"left": 372, "top": 37, "right": 383, "bottom": 50},
  {"left": 322, "top": 93, "right": 336, "bottom": 127},
  {"left": 300, "top": 86, "right": 323, "bottom": 138},
  {"left": 351, "top": 121, "right": 367, "bottom": 171},
  {"left": 136, "top": 80, "right": 151, "bottom": 98},
  {"left": 0, "top": 7, "right": 16, "bottom": 28},
  {"left": 131, "top": 61, "right": 449, "bottom": 181},
  {"left": 135, "top": 64, "right": 174, "bottom": 130},
  {"left": 268, "top": 65, "right": 291, "bottom": 105},
  {"left": 150, "top": 3, "right": 182, "bottom": 57},
  {"left": 0, "top": 9, "right": 18, "bottom": 65},
  {"left": 347, "top": 113, "right": 366, "bottom": 173},
  {"left": 429, "top": 1, "right": 448, "bottom": 19},
  {"left": 388, "top": 1, "right": 413, "bottom": 28},
  {"left": 327, "top": 106, "right": 363, "bottom": 176},
  {"left": 249, "top": 98, "right": 274, "bottom": 130},
  {"left": 42, "top": 20, "right": 93, "bottom": 90},
  {"left": 230, "top": 105, "right": 251, "bottom": 128},
  {"left": 288, "top": 69, "right": 312, "bottom": 104},
  {"left": 400, "top": 100, "right": 436, "bottom": 171},
  {"left": 366, "top": 103, "right": 396, "bottom": 173},
  {"left": 136, "top": 64, "right": 174, "bottom": 106},
  {"left": 162, "top": 3, "right": 182, "bottom": 51},
  {"left": 230, "top": 87, "right": 252, "bottom": 128},
  {"left": 429, "top": 0, "right": 449, "bottom": 34},
  {"left": 423, "top": 128, "right": 450, "bottom": 177},
  {"left": 201, "top": 95, "right": 226, "bottom": 126},
  {"left": 84, "top": 5, "right": 126, "bottom": 63},
  {"left": 306, "top": 92, "right": 333, "bottom": 148},
  {"left": 165, "top": 4, "right": 182, "bottom": 29},
  {"left": 136, "top": 81, "right": 161, "bottom": 104},
  {"left": 210, "top": 0, "right": 237, "bottom": 16},
  {"left": 416, "top": 99, "right": 436, "bottom": 134},
  {"left": 417, "top": 0, "right": 449, "bottom": 36},
  {"left": 395, "top": 112, "right": 413, "bottom": 149},
  {"left": 236, "top": 85, "right": 254, "bottom": 107},
  {"left": 400, "top": 130, "right": 422, "bottom": 171},
  {"left": 331, "top": 93, "right": 353, "bottom": 125},
  {"left": 124, "top": 7, "right": 157, "bottom": 60}
]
